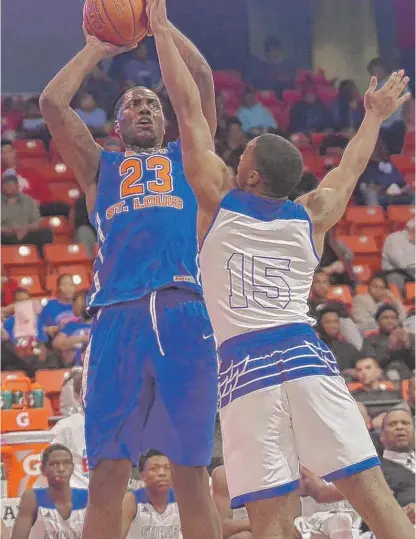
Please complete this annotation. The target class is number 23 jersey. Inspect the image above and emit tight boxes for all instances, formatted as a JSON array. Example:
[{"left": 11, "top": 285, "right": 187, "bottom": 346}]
[
  {"left": 87, "top": 141, "right": 201, "bottom": 310},
  {"left": 200, "top": 189, "right": 319, "bottom": 346}
]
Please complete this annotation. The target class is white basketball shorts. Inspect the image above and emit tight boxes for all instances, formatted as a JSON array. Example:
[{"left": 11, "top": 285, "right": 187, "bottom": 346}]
[{"left": 218, "top": 323, "right": 380, "bottom": 508}]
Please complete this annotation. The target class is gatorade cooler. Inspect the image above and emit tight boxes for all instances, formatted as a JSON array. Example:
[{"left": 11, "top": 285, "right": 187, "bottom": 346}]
[{"left": 1, "top": 431, "right": 53, "bottom": 497}]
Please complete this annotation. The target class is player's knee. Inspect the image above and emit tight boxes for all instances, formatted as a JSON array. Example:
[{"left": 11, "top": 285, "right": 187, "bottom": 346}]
[
  {"left": 171, "top": 465, "right": 211, "bottom": 503},
  {"left": 89, "top": 459, "right": 131, "bottom": 501}
]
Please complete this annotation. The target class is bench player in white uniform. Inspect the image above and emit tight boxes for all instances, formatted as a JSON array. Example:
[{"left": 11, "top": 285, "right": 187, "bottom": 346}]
[
  {"left": 11, "top": 444, "right": 87, "bottom": 539},
  {"left": 147, "top": 2, "right": 413, "bottom": 537},
  {"left": 122, "top": 451, "right": 182, "bottom": 539}
]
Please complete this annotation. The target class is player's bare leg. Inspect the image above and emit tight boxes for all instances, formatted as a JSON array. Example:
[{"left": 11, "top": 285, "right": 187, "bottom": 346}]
[
  {"left": 170, "top": 464, "right": 222, "bottom": 539},
  {"left": 82, "top": 459, "right": 131, "bottom": 539},
  {"left": 335, "top": 467, "right": 414, "bottom": 539},
  {"left": 245, "top": 491, "right": 301, "bottom": 539}
]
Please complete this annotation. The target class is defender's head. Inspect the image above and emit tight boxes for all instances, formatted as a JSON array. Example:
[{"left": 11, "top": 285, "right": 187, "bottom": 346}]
[
  {"left": 114, "top": 87, "right": 165, "bottom": 149},
  {"left": 41, "top": 444, "right": 74, "bottom": 488},
  {"left": 236, "top": 134, "right": 303, "bottom": 198}
]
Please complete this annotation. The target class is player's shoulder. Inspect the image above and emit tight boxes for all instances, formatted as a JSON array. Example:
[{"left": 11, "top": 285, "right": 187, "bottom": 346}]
[{"left": 71, "top": 488, "right": 89, "bottom": 509}]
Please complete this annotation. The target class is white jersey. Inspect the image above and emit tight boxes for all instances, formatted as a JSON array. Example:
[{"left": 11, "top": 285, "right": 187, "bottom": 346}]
[
  {"left": 200, "top": 190, "right": 319, "bottom": 346},
  {"left": 51, "top": 413, "right": 89, "bottom": 489},
  {"left": 29, "top": 488, "right": 87, "bottom": 539},
  {"left": 127, "top": 488, "right": 182, "bottom": 539}
]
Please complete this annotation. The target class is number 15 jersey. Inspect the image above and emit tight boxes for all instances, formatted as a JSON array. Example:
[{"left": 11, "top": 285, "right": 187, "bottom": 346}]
[
  {"left": 200, "top": 189, "right": 319, "bottom": 346},
  {"left": 87, "top": 141, "right": 201, "bottom": 310}
]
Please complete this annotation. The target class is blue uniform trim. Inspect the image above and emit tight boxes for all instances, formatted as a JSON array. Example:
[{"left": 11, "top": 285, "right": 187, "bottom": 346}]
[
  {"left": 230, "top": 478, "right": 300, "bottom": 509},
  {"left": 134, "top": 487, "right": 176, "bottom": 504},
  {"left": 34, "top": 487, "right": 88, "bottom": 510},
  {"left": 322, "top": 456, "right": 380, "bottom": 482}
]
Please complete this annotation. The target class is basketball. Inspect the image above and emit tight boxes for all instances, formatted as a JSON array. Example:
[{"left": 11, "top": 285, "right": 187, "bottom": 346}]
[{"left": 83, "top": 0, "right": 149, "bottom": 46}]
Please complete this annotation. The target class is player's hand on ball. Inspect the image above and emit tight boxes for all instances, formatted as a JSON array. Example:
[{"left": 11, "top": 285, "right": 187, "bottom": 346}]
[
  {"left": 146, "top": 0, "right": 169, "bottom": 33},
  {"left": 83, "top": 24, "right": 138, "bottom": 58},
  {"left": 364, "top": 70, "right": 411, "bottom": 121}
]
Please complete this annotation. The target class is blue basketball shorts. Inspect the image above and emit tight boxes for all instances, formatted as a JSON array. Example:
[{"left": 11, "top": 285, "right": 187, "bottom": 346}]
[
  {"left": 218, "top": 323, "right": 379, "bottom": 509},
  {"left": 82, "top": 289, "right": 218, "bottom": 469}
]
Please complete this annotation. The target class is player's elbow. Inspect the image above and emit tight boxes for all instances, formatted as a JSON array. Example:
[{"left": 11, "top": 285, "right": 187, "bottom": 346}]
[{"left": 39, "top": 91, "right": 61, "bottom": 115}]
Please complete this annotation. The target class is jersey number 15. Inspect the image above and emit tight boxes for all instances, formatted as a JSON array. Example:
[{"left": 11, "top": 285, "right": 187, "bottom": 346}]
[{"left": 227, "top": 253, "right": 291, "bottom": 310}]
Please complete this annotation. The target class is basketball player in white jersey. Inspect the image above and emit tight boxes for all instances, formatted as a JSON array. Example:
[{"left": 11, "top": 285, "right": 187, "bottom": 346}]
[
  {"left": 121, "top": 451, "right": 182, "bottom": 539},
  {"left": 11, "top": 444, "right": 87, "bottom": 539},
  {"left": 147, "top": 1, "right": 413, "bottom": 538}
]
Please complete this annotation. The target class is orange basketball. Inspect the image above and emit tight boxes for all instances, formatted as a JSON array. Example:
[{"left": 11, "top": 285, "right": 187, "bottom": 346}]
[{"left": 83, "top": 0, "right": 149, "bottom": 46}]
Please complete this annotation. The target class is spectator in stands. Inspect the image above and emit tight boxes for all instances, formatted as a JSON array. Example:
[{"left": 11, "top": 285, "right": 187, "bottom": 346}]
[
  {"left": 1, "top": 174, "right": 53, "bottom": 256},
  {"left": 316, "top": 306, "right": 360, "bottom": 379},
  {"left": 403, "top": 376, "right": 415, "bottom": 418},
  {"left": 1, "top": 140, "right": 68, "bottom": 217},
  {"left": 73, "top": 192, "right": 96, "bottom": 259},
  {"left": 351, "top": 272, "right": 406, "bottom": 333},
  {"left": 367, "top": 57, "right": 407, "bottom": 154},
  {"left": 361, "top": 305, "right": 414, "bottom": 379},
  {"left": 37, "top": 274, "right": 75, "bottom": 344},
  {"left": 214, "top": 94, "right": 230, "bottom": 138},
  {"left": 289, "top": 81, "right": 334, "bottom": 133},
  {"left": 1, "top": 268, "right": 18, "bottom": 310},
  {"left": 288, "top": 170, "right": 318, "bottom": 201},
  {"left": 236, "top": 87, "right": 277, "bottom": 134},
  {"left": 82, "top": 62, "right": 121, "bottom": 117},
  {"left": 319, "top": 230, "right": 355, "bottom": 287},
  {"left": 380, "top": 409, "right": 415, "bottom": 517},
  {"left": 382, "top": 219, "right": 415, "bottom": 292},
  {"left": 122, "top": 42, "right": 161, "bottom": 90},
  {"left": 355, "top": 137, "right": 414, "bottom": 208},
  {"left": 20, "top": 97, "right": 48, "bottom": 142},
  {"left": 51, "top": 368, "right": 88, "bottom": 489},
  {"left": 332, "top": 79, "right": 364, "bottom": 132},
  {"left": 121, "top": 451, "right": 181, "bottom": 539},
  {"left": 319, "top": 133, "right": 349, "bottom": 158},
  {"left": 52, "top": 291, "right": 92, "bottom": 366},
  {"left": 217, "top": 117, "right": 248, "bottom": 163},
  {"left": 75, "top": 92, "right": 108, "bottom": 137},
  {"left": 353, "top": 357, "right": 402, "bottom": 428},
  {"left": 211, "top": 465, "right": 252, "bottom": 539},
  {"left": 357, "top": 401, "right": 383, "bottom": 456},
  {"left": 308, "top": 269, "right": 362, "bottom": 349}
]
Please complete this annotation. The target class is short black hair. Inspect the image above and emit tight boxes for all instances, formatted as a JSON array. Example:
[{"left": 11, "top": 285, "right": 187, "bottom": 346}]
[
  {"left": 226, "top": 117, "right": 242, "bottom": 130},
  {"left": 375, "top": 304, "right": 399, "bottom": 320},
  {"left": 42, "top": 444, "right": 73, "bottom": 467},
  {"left": 317, "top": 305, "right": 341, "bottom": 321},
  {"left": 1, "top": 139, "right": 13, "bottom": 148},
  {"left": 319, "top": 134, "right": 348, "bottom": 156},
  {"left": 369, "top": 271, "right": 389, "bottom": 288},
  {"left": 253, "top": 134, "right": 303, "bottom": 198},
  {"left": 381, "top": 408, "right": 413, "bottom": 431},
  {"left": 356, "top": 356, "right": 379, "bottom": 366},
  {"left": 139, "top": 450, "right": 165, "bottom": 472},
  {"left": 367, "top": 57, "right": 387, "bottom": 75},
  {"left": 114, "top": 86, "right": 158, "bottom": 120}
]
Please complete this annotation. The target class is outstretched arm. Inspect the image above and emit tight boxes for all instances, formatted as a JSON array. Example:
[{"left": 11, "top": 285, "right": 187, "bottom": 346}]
[
  {"left": 40, "top": 33, "right": 135, "bottom": 211},
  {"left": 168, "top": 23, "right": 217, "bottom": 136},
  {"left": 297, "top": 71, "right": 410, "bottom": 234},
  {"left": 148, "top": 0, "right": 231, "bottom": 228}
]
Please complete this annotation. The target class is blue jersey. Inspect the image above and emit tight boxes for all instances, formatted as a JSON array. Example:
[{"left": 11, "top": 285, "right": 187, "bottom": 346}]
[
  {"left": 37, "top": 299, "right": 74, "bottom": 342},
  {"left": 87, "top": 141, "right": 202, "bottom": 309}
]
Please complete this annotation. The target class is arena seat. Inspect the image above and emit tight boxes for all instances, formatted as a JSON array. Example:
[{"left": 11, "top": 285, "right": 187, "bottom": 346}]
[
  {"left": 303, "top": 156, "right": 325, "bottom": 176},
  {"left": 36, "top": 162, "right": 76, "bottom": 183},
  {"left": 391, "top": 154, "right": 415, "bottom": 174},
  {"left": 327, "top": 285, "right": 353, "bottom": 307},
  {"left": 311, "top": 133, "right": 326, "bottom": 148},
  {"left": 2, "top": 245, "right": 41, "bottom": 275},
  {"left": 48, "top": 182, "right": 81, "bottom": 207},
  {"left": 282, "top": 89, "right": 302, "bottom": 107},
  {"left": 404, "top": 171, "right": 415, "bottom": 188},
  {"left": 405, "top": 282, "right": 415, "bottom": 304},
  {"left": 36, "top": 369, "right": 69, "bottom": 416},
  {"left": 345, "top": 206, "right": 386, "bottom": 238},
  {"left": 337, "top": 235, "right": 380, "bottom": 271},
  {"left": 401, "top": 378, "right": 411, "bottom": 400},
  {"left": 1, "top": 371, "right": 26, "bottom": 383},
  {"left": 40, "top": 216, "right": 74, "bottom": 244},
  {"left": 46, "top": 267, "right": 91, "bottom": 294},
  {"left": 352, "top": 264, "right": 372, "bottom": 283},
  {"left": 386, "top": 205, "right": 415, "bottom": 231},
  {"left": 13, "top": 139, "right": 47, "bottom": 160},
  {"left": 213, "top": 70, "right": 244, "bottom": 96},
  {"left": 317, "top": 86, "right": 338, "bottom": 105},
  {"left": 43, "top": 243, "right": 90, "bottom": 271},
  {"left": 256, "top": 90, "right": 282, "bottom": 108},
  {"left": 14, "top": 274, "right": 45, "bottom": 296},
  {"left": 402, "top": 131, "right": 415, "bottom": 155}
]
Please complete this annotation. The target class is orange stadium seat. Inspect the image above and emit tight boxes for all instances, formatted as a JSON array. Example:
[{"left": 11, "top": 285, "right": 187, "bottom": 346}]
[
  {"left": 14, "top": 275, "right": 45, "bottom": 296},
  {"left": 317, "top": 86, "right": 338, "bottom": 105},
  {"left": 345, "top": 206, "right": 386, "bottom": 238},
  {"left": 1, "top": 371, "right": 26, "bottom": 383},
  {"left": 48, "top": 182, "right": 81, "bottom": 206},
  {"left": 348, "top": 380, "right": 395, "bottom": 393},
  {"left": 311, "top": 133, "right": 326, "bottom": 148},
  {"left": 337, "top": 235, "right": 380, "bottom": 271},
  {"left": 256, "top": 90, "right": 282, "bottom": 108},
  {"left": 283, "top": 89, "right": 302, "bottom": 107},
  {"left": 13, "top": 139, "right": 47, "bottom": 159},
  {"left": 352, "top": 264, "right": 372, "bottom": 283},
  {"left": 44, "top": 243, "right": 90, "bottom": 271},
  {"left": 405, "top": 282, "right": 415, "bottom": 304},
  {"left": 2, "top": 245, "right": 41, "bottom": 275},
  {"left": 327, "top": 285, "right": 353, "bottom": 307},
  {"left": 401, "top": 378, "right": 411, "bottom": 400},
  {"left": 213, "top": 70, "right": 244, "bottom": 96},
  {"left": 40, "top": 216, "right": 74, "bottom": 244},
  {"left": 46, "top": 267, "right": 91, "bottom": 294},
  {"left": 404, "top": 171, "right": 415, "bottom": 188},
  {"left": 35, "top": 369, "right": 69, "bottom": 415},
  {"left": 386, "top": 205, "right": 415, "bottom": 231},
  {"left": 36, "top": 163, "right": 76, "bottom": 183},
  {"left": 303, "top": 156, "right": 325, "bottom": 176},
  {"left": 391, "top": 154, "right": 415, "bottom": 174},
  {"left": 402, "top": 131, "right": 415, "bottom": 155}
]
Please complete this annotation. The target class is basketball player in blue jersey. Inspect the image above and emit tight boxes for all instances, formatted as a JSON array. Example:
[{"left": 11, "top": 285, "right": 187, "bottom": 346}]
[
  {"left": 147, "top": 1, "right": 413, "bottom": 538},
  {"left": 40, "top": 21, "right": 221, "bottom": 539}
]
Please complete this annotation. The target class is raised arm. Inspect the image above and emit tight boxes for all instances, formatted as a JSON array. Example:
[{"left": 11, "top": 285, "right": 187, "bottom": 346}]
[
  {"left": 39, "top": 33, "right": 135, "bottom": 211},
  {"left": 297, "top": 71, "right": 410, "bottom": 236},
  {"left": 168, "top": 22, "right": 217, "bottom": 136},
  {"left": 10, "top": 490, "right": 37, "bottom": 539},
  {"left": 148, "top": 0, "right": 230, "bottom": 226}
]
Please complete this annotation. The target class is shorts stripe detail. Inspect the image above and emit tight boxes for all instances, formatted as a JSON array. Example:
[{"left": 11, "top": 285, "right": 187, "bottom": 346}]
[
  {"left": 150, "top": 291, "right": 165, "bottom": 357},
  {"left": 322, "top": 456, "right": 380, "bottom": 483},
  {"left": 231, "top": 478, "right": 300, "bottom": 509}
]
